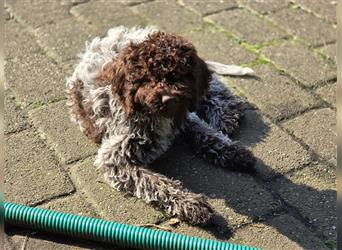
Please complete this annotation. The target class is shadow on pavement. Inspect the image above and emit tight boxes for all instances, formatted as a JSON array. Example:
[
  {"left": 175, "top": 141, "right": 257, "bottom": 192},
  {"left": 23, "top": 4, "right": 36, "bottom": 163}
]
[{"left": 150, "top": 108, "right": 336, "bottom": 249}]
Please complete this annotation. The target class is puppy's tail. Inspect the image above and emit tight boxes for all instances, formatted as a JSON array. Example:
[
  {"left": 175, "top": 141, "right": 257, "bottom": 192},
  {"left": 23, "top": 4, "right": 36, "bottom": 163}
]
[
  {"left": 66, "top": 78, "right": 102, "bottom": 144},
  {"left": 205, "top": 61, "right": 254, "bottom": 76}
]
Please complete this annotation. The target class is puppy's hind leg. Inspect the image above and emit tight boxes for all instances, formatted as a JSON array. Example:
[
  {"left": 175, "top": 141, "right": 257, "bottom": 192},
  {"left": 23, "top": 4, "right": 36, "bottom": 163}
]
[
  {"left": 184, "top": 113, "right": 255, "bottom": 173},
  {"left": 95, "top": 137, "right": 214, "bottom": 225}
]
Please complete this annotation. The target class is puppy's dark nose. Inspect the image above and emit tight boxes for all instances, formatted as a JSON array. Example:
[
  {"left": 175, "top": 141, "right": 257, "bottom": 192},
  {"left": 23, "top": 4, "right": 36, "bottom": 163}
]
[{"left": 162, "top": 95, "right": 177, "bottom": 104}]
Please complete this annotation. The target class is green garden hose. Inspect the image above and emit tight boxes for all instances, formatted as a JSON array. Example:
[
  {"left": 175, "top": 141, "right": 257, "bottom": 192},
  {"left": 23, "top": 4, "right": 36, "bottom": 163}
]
[{"left": 4, "top": 202, "right": 261, "bottom": 250}]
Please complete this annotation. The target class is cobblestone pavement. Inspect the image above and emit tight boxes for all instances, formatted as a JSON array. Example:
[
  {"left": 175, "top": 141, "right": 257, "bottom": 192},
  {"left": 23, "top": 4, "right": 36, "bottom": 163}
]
[{"left": 4, "top": 0, "right": 337, "bottom": 249}]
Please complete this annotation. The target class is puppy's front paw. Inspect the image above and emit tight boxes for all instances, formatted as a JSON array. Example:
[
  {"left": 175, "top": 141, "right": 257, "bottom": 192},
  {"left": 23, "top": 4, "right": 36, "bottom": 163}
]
[
  {"left": 174, "top": 194, "right": 214, "bottom": 225},
  {"left": 221, "top": 144, "right": 256, "bottom": 173}
]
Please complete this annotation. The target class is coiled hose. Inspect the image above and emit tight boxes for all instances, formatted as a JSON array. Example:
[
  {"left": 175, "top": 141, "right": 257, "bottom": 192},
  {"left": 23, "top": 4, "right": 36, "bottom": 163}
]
[{"left": 4, "top": 202, "right": 261, "bottom": 250}]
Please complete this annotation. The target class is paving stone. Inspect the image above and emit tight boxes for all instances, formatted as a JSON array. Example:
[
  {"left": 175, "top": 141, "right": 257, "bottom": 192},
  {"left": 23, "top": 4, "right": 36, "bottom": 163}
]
[
  {"left": 230, "top": 214, "right": 329, "bottom": 250},
  {"left": 5, "top": 21, "right": 42, "bottom": 60},
  {"left": 185, "top": 26, "right": 256, "bottom": 65},
  {"left": 70, "top": 1, "right": 147, "bottom": 35},
  {"left": 34, "top": 17, "right": 93, "bottom": 63},
  {"left": 151, "top": 142, "right": 281, "bottom": 228},
  {"left": 5, "top": 0, "right": 70, "bottom": 29},
  {"left": 29, "top": 101, "right": 98, "bottom": 164},
  {"left": 237, "top": 0, "right": 291, "bottom": 14},
  {"left": 230, "top": 64, "right": 320, "bottom": 121},
  {"left": 320, "top": 43, "right": 337, "bottom": 63},
  {"left": 315, "top": 83, "right": 336, "bottom": 107},
  {"left": 182, "top": 0, "right": 238, "bottom": 16},
  {"left": 131, "top": 1, "right": 203, "bottom": 34},
  {"left": 5, "top": 130, "right": 75, "bottom": 205},
  {"left": 207, "top": 9, "right": 287, "bottom": 44},
  {"left": 5, "top": 93, "right": 29, "bottom": 134},
  {"left": 268, "top": 7, "right": 336, "bottom": 46},
  {"left": 40, "top": 194, "right": 98, "bottom": 217},
  {"left": 232, "top": 110, "right": 311, "bottom": 179},
  {"left": 4, "top": 234, "right": 24, "bottom": 250},
  {"left": 68, "top": 157, "right": 164, "bottom": 225},
  {"left": 261, "top": 42, "right": 336, "bottom": 87},
  {"left": 271, "top": 164, "right": 336, "bottom": 239},
  {"left": 5, "top": 53, "right": 65, "bottom": 108},
  {"left": 282, "top": 108, "right": 336, "bottom": 165},
  {"left": 293, "top": 0, "right": 337, "bottom": 23}
]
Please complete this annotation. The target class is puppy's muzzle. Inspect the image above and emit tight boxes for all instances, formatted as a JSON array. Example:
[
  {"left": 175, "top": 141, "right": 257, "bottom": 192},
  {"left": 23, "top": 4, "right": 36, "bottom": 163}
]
[{"left": 161, "top": 95, "right": 180, "bottom": 114}]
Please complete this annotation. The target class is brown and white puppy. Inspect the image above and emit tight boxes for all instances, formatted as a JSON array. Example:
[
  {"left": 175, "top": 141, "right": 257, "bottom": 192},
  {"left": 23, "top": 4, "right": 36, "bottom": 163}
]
[{"left": 67, "top": 27, "right": 255, "bottom": 225}]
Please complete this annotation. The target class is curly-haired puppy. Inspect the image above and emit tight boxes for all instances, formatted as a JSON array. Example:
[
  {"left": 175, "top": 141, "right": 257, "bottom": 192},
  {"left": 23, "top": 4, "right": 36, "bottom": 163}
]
[{"left": 66, "top": 26, "right": 255, "bottom": 225}]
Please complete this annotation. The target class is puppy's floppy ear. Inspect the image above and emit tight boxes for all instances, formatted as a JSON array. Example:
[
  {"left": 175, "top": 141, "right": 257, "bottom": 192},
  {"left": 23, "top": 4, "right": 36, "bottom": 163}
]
[
  {"left": 100, "top": 59, "right": 135, "bottom": 116},
  {"left": 189, "top": 56, "right": 211, "bottom": 112},
  {"left": 110, "top": 59, "right": 126, "bottom": 97}
]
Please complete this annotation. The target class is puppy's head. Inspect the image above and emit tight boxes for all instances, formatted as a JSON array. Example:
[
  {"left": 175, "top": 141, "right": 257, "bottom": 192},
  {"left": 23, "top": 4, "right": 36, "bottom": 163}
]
[{"left": 102, "top": 31, "right": 211, "bottom": 120}]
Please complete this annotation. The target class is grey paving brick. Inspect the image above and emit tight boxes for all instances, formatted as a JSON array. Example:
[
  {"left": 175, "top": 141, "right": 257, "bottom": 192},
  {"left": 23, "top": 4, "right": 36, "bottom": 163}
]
[
  {"left": 5, "top": 0, "right": 70, "bottom": 29},
  {"left": 69, "top": 157, "right": 164, "bottom": 224},
  {"left": 237, "top": 0, "right": 291, "bottom": 14},
  {"left": 70, "top": 1, "right": 147, "bottom": 35},
  {"left": 185, "top": 27, "right": 256, "bottom": 65},
  {"left": 233, "top": 110, "right": 311, "bottom": 179},
  {"left": 271, "top": 164, "right": 336, "bottom": 239},
  {"left": 268, "top": 7, "right": 336, "bottom": 46},
  {"left": 282, "top": 108, "right": 336, "bottom": 165},
  {"left": 34, "top": 17, "right": 93, "bottom": 63},
  {"left": 5, "top": 22, "right": 66, "bottom": 108},
  {"left": 182, "top": 0, "right": 238, "bottom": 16},
  {"left": 315, "top": 83, "right": 336, "bottom": 107},
  {"left": 40, "top": 194, "right": 97, "bottom": 218},
  {"left": 293, "top": 0, "right": 337, "bottom": 23},
  {"left": 5, "top": 130, "right": 75, "bottom": 205},
  {"left": 230, "top": 64, "right": 320, "bottom": 121},
  {"left": 207, "top": 9, "right": 288, "bottom": 44},
  {"left": 5, "top": 21, "right": 42, "bottom": 60},
  {"left": 152, "top": 143, "right": 281, "bottom": 228},
  {"left": 29, "top": 101, "right": 98, "bottom": 164},
  {"left": 320, "top": 43, "right": 337, "bottom": 63},
  {"left": 261, "top": 42, "right": 336, "bottom": 87},
  {"left": 5, "top": 93, "right": 29, "bottom": 134},
  {"left": 5, "top": 56, "right": 65, "bottom": 108},
  {"left": 131, "top": 1, "right": 203, "bottom": 34},
  {"left": 4, "top": 234, "right": 23, "bottom": 250},
  {"left": 230, "top": 214, "right": 329, "bottom": 250}
]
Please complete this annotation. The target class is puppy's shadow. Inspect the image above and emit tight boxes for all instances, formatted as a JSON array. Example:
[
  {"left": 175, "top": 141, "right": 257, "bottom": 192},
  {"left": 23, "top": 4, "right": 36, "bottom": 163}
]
[
  {"left": 150, "top": 110, "right": 269, "bottom": 240},
  {"left": 150, "top": 109, "right": 336, "bottom": 249}
]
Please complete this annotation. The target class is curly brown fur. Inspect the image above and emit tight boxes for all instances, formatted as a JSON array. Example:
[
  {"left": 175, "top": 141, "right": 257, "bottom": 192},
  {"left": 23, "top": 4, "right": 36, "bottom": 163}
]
[
  {"left": 67, "top": 27, "right": 255, "bottom": 225},
  {"left": 66, "top": 79, "right": 103, "bottom": 144},
  {"left": 100, "top": 32, "right": 210, "bottom": 121}
]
